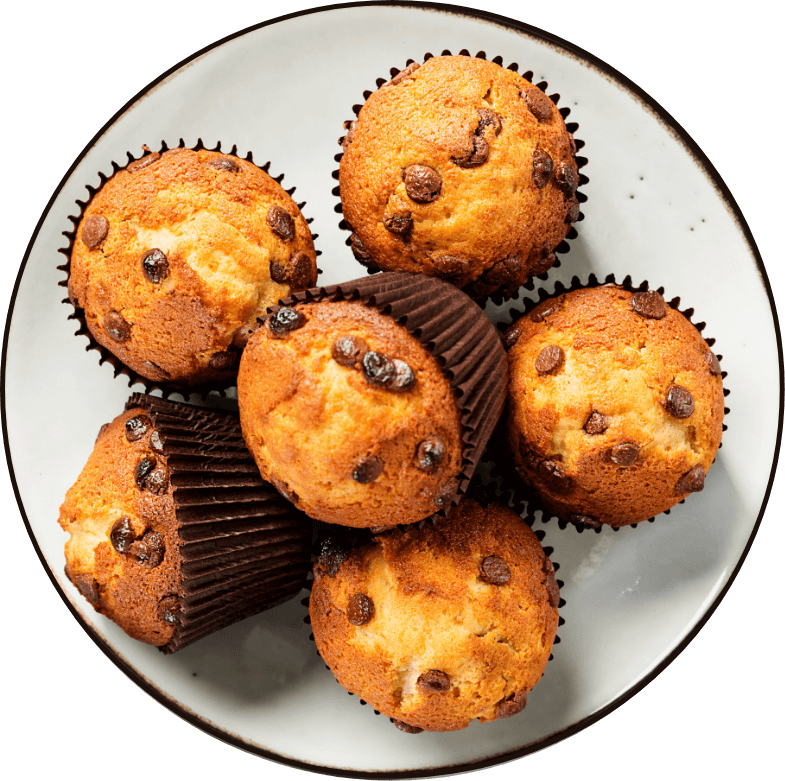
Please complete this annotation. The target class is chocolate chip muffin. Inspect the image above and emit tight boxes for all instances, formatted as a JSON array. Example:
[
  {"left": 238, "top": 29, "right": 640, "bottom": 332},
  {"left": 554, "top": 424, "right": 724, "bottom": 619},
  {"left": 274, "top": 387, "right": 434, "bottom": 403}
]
[
  {"left": 237, "top": 273, "right": 508, "bottom": 528},
  {"left": 59, "top": 394, "right": 311, "bottom": 652},
  {"left": 310, "top": 499, "right": 560, "bottom": 732},
  {"left": 339, "top": 55, "right": 581, "bottom": 298},
  {"left": 506, "top": 285, "right": 725, "bottom": 528},
  {"left": 68, "top": 146, "right": 317, "bottom": 385}
]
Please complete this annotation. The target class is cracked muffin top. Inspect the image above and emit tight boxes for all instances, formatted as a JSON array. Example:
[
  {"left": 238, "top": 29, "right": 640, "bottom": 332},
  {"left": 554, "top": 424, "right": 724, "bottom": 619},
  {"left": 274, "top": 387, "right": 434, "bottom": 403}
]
[
  {"left": 237, "top": 297, "right": 464, "bottom": 527},
  {"left": 68, "top": 147, "right": 317, "bottom": 385},
  {"left": 505, "top": 285, "right": 725, "bottom": 528},
  {"left": 339, "top": 55, "right": 581, "bottom": 298},
  {"left": 309, "top": 499, "right": 560, "bottom": 732}
]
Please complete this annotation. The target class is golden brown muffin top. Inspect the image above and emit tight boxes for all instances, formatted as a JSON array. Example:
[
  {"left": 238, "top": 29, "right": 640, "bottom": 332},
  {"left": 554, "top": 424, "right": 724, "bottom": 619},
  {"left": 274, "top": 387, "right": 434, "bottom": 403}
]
[
  {"left": 310, "top": 499, "right": 559, "bottom": 732},
  {"left": 339, "top": 56, "right": 580, "bottom": 296},
  {"left": 69, "top": 148, "right": 317, "bottom": 384},
  {"left": 59, "top": 408, "right": 179, "bottom": 645},
  {"left": 506, "top": 285, "right": 725, "bottom": 526},
  {"left": 237, "top": 299, "right": 463, "bottom": 527}
]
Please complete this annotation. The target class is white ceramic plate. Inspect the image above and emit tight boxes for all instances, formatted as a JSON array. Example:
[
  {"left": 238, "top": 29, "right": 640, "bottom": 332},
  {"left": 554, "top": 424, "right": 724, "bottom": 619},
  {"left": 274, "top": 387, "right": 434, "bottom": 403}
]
[{"left": 3, "top": 3, "right": 781, "bottom": 777}]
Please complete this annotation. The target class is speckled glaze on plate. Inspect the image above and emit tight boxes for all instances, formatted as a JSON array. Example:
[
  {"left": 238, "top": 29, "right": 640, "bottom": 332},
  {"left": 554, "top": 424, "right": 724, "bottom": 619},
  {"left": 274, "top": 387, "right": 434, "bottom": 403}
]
[{"left": 3, "top": 3, "right": 781, "bottom": 777}]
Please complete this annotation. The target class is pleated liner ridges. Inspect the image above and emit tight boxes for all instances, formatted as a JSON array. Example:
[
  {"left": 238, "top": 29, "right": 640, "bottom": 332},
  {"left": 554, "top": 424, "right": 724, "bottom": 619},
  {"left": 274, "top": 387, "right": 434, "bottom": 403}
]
[
  {"left": 127, "top": 393, "right": 312, "bottom": 654},
  {"left": 280, "top": 272, "right": 509, "bottom": 514}
]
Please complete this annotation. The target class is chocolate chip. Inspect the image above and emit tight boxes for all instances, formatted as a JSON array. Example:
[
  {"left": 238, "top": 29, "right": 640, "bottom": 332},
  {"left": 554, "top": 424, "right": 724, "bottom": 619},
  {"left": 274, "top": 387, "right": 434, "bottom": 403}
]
[
  {"left": 435, "top": 478, "right": 459, "bottom": 508},
  {"left": 144, "top": 467, "right": 169, "bottom": 495},
  {"left": 96, "top": 423, "right": 110, "bottom": 442},
  {"left": 496, "top": 691, "right": 527, "bottom": 719},
  {"left": 142, "top": 248, "right": 169, "bottom": 284},
  {"left": 631, "top": 290, "right": 667, "bottom": 320},
  {"left": 125, "top": 414, "right": 152, "bottom": 442},
  {"left": 535, "top": 345, "right": 564, "bottom": 375},
  {"left": 126, "top": 152, "right": 160, "bottom": 172},
  {"left": 287, "top": 251, "right": 316, "bottom": 290},
  {"left": 81, "top": 215, "right": 109, "bottom": 248},
  {"left": 611, "top": 442, "right": 640, "bottom": 466},
  {"left": 383, "top": 211, "right": 413, "bottom": 234},
  {"left": 269, "top": 260, "right": 287, "bottom": 284},
  {"left": 417, "top": 670, "right": 450, "bottom": 693},
  {"left": 539, "top": 460, "right": 571, "bottom": 490},
  {"left": 571, "top": 514, "right": 602, "bottom": 529},
  {"left": 532, "top": 148, "right": 553, "bottom": 189},
  {"left": 554, "top": 162, "right": 579, "bottom": 194},
  {"left": 704, "top": 349, "right": 722, "bottom": 376},
  {"left": 390, "top": 359, "right": 415, "bottom": 391},
  {"left": 208, "top": 155, "right": 240, "bottom": 172},
  {"left": 316, "top": 537, "right": 350, "bottom": 577},
  {"left": 104, "top": 311, "right": 131, "bottom": 342},
  {"left": 353, "top": 456, "right": 384, "bottom": 484},
  {"left": 531, "top": 299, "right": 560, "bottom": 323},
  {"left": 677, "top": 464, "right": 705, "bottom": 494},
  {"left": 432, "top": 254, "right": 470, "bottom": 280},
  {"left": 129, "top": 531, "right": 165, "bottom": 567},
  {"left": 347, "top": 593, "right": 375, "bottom": 625},
  {"left": 403, "top": 164, "right": 442, "bottom": 203},
  {"left": 453, "top": 134, "right": 490, "bottom": 168},
  {"left": 341, "top": 120, "right": 357, "bottom": 152},
  {"left": 584, "top": 411, "right": 609, "bottom": 435},
  {"left": 150, "top": 431, "right": 164, "bottom": 454},
  {"left": 565, "top": 198, "right": 581, "bottom": 223},
  {"left": 665, "top": 384, "right": 695, "bottom": 418},
  {"left": 477, "top": 108, "right": 502, "bottom": 136},
  {"left": 387, "top": 62, "right": 420, "bottom": 86},
  {"left": 528, "top": 242, "right": 556, "bottom": 270},
  {"left": 157, "top": 595, "right": 180, "bottom": 625},
  {"left": 267, "top": 307, "right": 306, "bottom": 337},
  {"left": 134, "top": 455, "right": 157, "bottom": 489},
  {"left": 350, "top": 232, "right": 372, "bottom": 262},
  {"left": 480, "top": 555, "right": 511, "bottom": 586},
  {"left": 542, "top": 558, "right": 560, "bottom": 606},
  {"left": 267, "top": 204, "right": 296, "bottom": 241},
  {"left": 502, "top": 321, "right": 525, "bottom": 350},
  {"left": 331, "top": 335, "right": 369, "bottom": 368},
  {"left": 523, "top": 88, "right": 552, "bottom": 122},
  {"left": 362, "top": 351, "right": 396, "bottom": 386},
  {"left": 110, "top": 516, "right": 136, "bottom": 553},
  {"left": 209, "top": 351, "right": 237, "bottom": 371},
  {"left": 416, "top": 436, "right": 446, "bottom": 472},
  {"left": 74, "top": 573, "right": 101, "bottom": 605},
  {"left": 392, "top": 719, "right": 423, "bottom": 734}
]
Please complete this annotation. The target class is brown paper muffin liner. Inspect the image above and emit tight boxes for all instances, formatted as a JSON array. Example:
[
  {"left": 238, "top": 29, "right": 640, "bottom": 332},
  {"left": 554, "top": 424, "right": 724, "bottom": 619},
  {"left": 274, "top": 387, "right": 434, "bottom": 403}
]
[
  {"left": 272, "top": 271, "right": 509, "bottom": 522},
  {"left": 332, "top": 49, "right": 589, "bottom": 306},
  {"left": 127, "top": 393, "right": 312, "bottom": 653},
  {"left": 300, "top": 481, "right": 566, "bottom": 730},
  {"left": 58, "top": 139, "right": 321, "bottom": 400},
  {"left": 493, "top": 272, "right": 730, "bottom": 534}
]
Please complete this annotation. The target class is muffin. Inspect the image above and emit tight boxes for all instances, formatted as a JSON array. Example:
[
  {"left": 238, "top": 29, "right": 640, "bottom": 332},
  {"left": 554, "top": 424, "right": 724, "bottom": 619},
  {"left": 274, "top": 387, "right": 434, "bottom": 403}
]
[
  {"left": 58, "top": 393, "right": 312, "bottom": 652},
  {"left": 339, "top": 55, "right": 582, "bottom": 298},
  {"left": 310, "top": 499, "right": 560, "bottom": 732},
  {"left": 506, "top": 284, "right": 725, "bottom": 528},
  {"left": 67, "top": 146, "right": 318, "bottom": 386},
  {"left": 237, "top": 272, "right": 508, "bottom": 528}
]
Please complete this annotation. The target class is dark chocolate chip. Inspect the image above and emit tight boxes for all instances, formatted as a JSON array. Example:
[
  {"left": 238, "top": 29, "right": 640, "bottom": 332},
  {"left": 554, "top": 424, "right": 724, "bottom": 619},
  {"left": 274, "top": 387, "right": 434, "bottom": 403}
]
[
  {"left": 74, "top": 573, "right": 101, "bottom": 605},
  {"left": 610, "top": 442, "right": 640, "bottom": 466},
  {"left": 110, "top": 516, "right": 136, "bottom": 554},
  {"left": 208, "top": 155, "right": 240, "bottom": 173},
  {"left": 387, "top": 62, "right": 420, "bottom": 86},
  {"left": 392, "top": 719, "right": 423, "bottom": 734},
  {"left": 480, "top": 555, "right": 511, "bottom": 586},
  {"left": 677, "top": 464, "right": 705, "bottom": 494},
  {"left": 476, "top": 254, "right": 525, "bottom": 291},
  {"left": 477, "top": 108, "right": 502, "bottom": 136},
  {"left": 584, "top": 411, "right": 609, "bottom": 435},
  {"left": 126, "top": 152, "right": 160, "bottom": 172},
  {"left": 347, "top": 593, "right": 375, "bottom": 625},
  {"left": 665, "top": 384, "right": 695, "bottom": 418},
  {"left": 704, "top": 349, "right": 722, "bottom": 376},
  {"left": 331, "top": 335, "right": 369, "bottom": 368},
  {"left": 157, "top": 595, "right": 180, "bottom": 624},
  {"left": 104, "top": 311, "right": 131, "bottom": 342},
  {"left": 209, "top": 351, "right": 237, "bottom": 371},
  {"left": 390, "top": 359, "right": 415, "bottom": 391},
  {"left": 631, "top": 290, "right": 667, "bottom": 320},
  {"left": 554, "top": 162, "right": 579, "bottom": 194},
  {"left": 125, "top": 414, "right": 152, "bottom": 442},
  {"left": 542, "top": 558, "right": 560, "bottom": 607},
  {"left": 350, "top": 232, "right": 373, "bottom": 262},
  {"left": 267, "top": 307, "right": 306, "bottom": 336},
  {"left": 417, "top": 670, "right": 450, "bottom": 693},
  {"left": 317, "top": 537, "right": 350, "bottom": 577},
  {"left": 502, "top": 321, "right": 525, "bottom": 350},
  {"left": 142, "top": 248, "right": 169, "bottom": 284},
  {"left": 540, "top": 460, "right": 571, "bottom": 490},
  {"left": 453, "top": 134, "right": 490, "bottom": 168},
  {"left": 81, "top": 215, "right": 109, "bottom": 248},
  {"left": 270, "top": 260, "right": 288, "bottom": 284},
  {"left": 144, "top": 468, "right": 169, "bottom": 495},
  {"left": 267, "top": 204, "right": 296, "bottom": 241},
  {"left": 383, "top": 211, "right": 413, "bottom": 234},
  {"left": 353, "top": 456, "right": 384, "bottom": 484},
  {"left": 535, "top": 345, "right": 564, "bottom": 375},
  {"left": 362, "top": 351, "right": 396, "bottom": 386},
  {"left": 432, "top": 254, "right": 470, "bottom": 280},
  {"left": 129, "top": 531, "right": 165, "bottom": 567},
  {"left": 531, "top": 298, "right": 560, "bottom": 323},
  {"left": 532, "top": 148, "right": 553, "bottom": 189},
  {"left": 565, "top": 198, "right": 581, "bottom": 223},
  {"left": 571, "top": 514, "right": 602, "bottom": 529},
  {"left": 497, "top": 691, "right": 527, "bottom": 719},
  {"left": 435, "top": 478, "right": 459, "bottom": 508},
  {"left": 523, "top": 88, "right": 552, "bottom": 122},
  {"left": 416, "top": 436, "right": 446, "bottom": 472},
  {"left": 96, "top": 423, "right": 110, "bottom": 442},
  {"left": 287, "top": 251, "right": 316, "bottom": 290},
  {"left": 403, "top": 164, "right": 442, "bottom": 203},
  {"left": 150, "top": 431, "right": 164, "bottom": 454},
  {"left": 528, "top": 242, "right": 556, "bottom": 271},
  {"left": 134, "top": 456, "right": 157, "bottom": 489}
]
